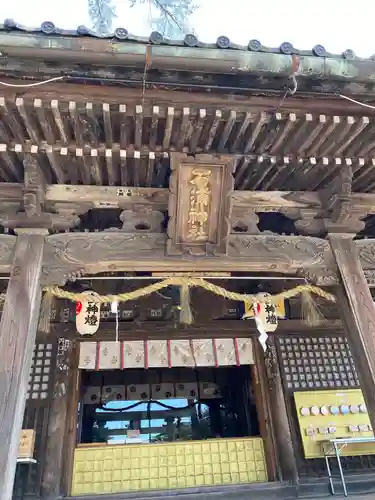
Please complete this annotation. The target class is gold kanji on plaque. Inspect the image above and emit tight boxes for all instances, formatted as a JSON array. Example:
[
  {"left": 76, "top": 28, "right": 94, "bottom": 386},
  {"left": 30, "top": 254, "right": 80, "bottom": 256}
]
[
  {"left": 187, "top": 168, "right": 211, "bottom": 240},
  {"left": 167, "top": 153, "right": 235, "bottom": 255}
]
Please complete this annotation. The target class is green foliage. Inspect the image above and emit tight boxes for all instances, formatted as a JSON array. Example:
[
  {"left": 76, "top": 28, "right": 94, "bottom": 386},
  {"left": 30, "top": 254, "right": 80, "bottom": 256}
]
[
  {"left": 88, "top": 0, "right": 117, "bottom": 35},
  {"left": 129, "top": 0, "right": 198, "bottom": 39}
]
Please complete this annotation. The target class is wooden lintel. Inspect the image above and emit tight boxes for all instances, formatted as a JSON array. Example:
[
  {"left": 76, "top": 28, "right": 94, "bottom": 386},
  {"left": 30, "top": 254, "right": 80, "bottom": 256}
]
[
  {"left": 0, "top": 234, "right": 375, "bottom": 283},
  {"left": 45, "top": 184, "right": 169, "bottom": 210},
  {"left": 41, "top": 232, "right": 336, "bottom": 284},
  {"left": 51, "top": 319, "right": 344, "bottom": 340},
  {"left": 1, "top": 183, "right": 374, "bottom": 215},
  {"left": 2, "top": 182, "right": 375, "bottom": 219}
]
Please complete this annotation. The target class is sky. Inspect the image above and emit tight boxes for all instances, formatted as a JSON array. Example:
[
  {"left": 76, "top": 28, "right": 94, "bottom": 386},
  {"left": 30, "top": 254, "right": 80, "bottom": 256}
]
[{"left": 1, "top": 0, "right": 375, "bottom": 58}]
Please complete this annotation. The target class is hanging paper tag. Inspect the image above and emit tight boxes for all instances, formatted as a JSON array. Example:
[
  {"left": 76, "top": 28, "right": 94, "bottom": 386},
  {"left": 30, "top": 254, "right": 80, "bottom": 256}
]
[
  {"left": 254, "top": 315, "right": 268, "bottom": 352},
  {"left": 76, "top": 291, "right": 101, "bottom": 336}
]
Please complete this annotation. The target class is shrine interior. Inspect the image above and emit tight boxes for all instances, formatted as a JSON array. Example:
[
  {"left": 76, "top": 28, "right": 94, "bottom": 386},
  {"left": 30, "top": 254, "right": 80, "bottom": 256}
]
[{"left": 79, "top": 366, "right": 260, "bottom": 445}]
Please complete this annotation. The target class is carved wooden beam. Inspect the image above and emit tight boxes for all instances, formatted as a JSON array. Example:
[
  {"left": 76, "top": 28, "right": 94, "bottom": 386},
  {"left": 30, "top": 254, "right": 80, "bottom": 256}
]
[
  {"left": 45, "top": 184, "right": 169, "bottom": 210},
  {"left": 0, "top": 232, "right": 373, "bottom": 285},
  {"left": 37, "top": 186, "right": 375, "bottom": 216},
  {"left": 3, "top": 182, "right": 375, "bottom": 216},
  {"left": 356, "top": 239, "right": 375, "bottom": 271},
  {"left": 40, "top": 232, "right": 336, "bottom": 284},
  {"left": 0, "top": 155, "right": 81, "bottom": 230}
]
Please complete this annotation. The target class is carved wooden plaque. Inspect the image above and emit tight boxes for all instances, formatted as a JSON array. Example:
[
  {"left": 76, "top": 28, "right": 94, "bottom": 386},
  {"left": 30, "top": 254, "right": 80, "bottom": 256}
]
[
  {"left": 168, "top": 153, "right": 234, "bottom": 255},
  {"left": 18, "top": 429, "right": 36, "bottom": 458}
]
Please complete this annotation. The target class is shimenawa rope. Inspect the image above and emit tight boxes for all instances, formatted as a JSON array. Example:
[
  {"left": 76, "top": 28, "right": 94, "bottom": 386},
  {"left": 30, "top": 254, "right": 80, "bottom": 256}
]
[{"left": 42, "top": 278, "right": 335, "bottom": 305}]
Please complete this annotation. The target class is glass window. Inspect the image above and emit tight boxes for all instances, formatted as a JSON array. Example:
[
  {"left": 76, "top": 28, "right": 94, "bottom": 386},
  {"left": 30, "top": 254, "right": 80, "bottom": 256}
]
[{"left": 79, "top": 366, "right": 259, "bottom": 444}]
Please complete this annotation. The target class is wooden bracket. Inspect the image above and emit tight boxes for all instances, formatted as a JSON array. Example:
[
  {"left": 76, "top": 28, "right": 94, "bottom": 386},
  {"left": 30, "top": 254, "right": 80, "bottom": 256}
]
[{"left": 320, "top": 162, "right": 367, "bottom": 235}]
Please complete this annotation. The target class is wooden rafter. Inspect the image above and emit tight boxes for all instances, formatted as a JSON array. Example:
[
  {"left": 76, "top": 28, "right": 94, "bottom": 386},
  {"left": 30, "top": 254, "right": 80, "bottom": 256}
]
[{"left": 0, "top": 92, "right": 375, "bottom": 193}]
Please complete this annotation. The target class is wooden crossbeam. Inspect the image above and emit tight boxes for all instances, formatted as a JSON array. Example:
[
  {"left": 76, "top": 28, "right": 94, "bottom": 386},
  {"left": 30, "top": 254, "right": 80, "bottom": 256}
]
[
  {"left": 1, "top": 182, "right": 375, "bottom": 216},
  {"left": 0, "top": 232, "right": 374, "bottom": 283}
]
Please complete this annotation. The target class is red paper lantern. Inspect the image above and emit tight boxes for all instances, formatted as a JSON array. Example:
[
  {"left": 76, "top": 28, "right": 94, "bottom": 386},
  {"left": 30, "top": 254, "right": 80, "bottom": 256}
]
[{"left": 76, "top": 301, "right": 83, "bottom": 315}]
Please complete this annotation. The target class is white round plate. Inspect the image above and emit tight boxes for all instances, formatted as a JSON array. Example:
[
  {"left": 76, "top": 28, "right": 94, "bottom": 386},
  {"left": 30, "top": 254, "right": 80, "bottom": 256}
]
[
  {"left": 311, "top": 406, "right": 320, "bottom": 416},
  {"left": 320, "top": 405, "right": 329, "bottom": 416},
  {"left": 300, "top": 407, "right": 310, "bottom": 417},
  {"left": 350, "top": 404, "right": 359, "bottom": 414},
  {"left": 359, "top": 403, "right": 367, "bottom": 413}
]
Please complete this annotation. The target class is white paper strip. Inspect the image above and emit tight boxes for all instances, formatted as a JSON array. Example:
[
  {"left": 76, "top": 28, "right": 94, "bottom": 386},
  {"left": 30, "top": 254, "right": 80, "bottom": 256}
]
[
  {"left": 214, "top": 338, "right": 237, "bottom": 366},
  {"left": 79, "top": 338, "right": 255, "bottom": 370},
  {"left": 237, "top": 338, "right": 254, "bottom": 365},
  {"left": 78, "top": 342, "right": 97, "bottom": 369},
  {"left": 148, "top": 340, "right": 168, "bottom": 368},
  {"left": 123, "top": 340, "right": 145, "bottom": 368},
  {"left": 170, "top": 339, "right": 195, "bottom": 367},
  {"left": 192, "top": 339, "right": 216, "bottom": 367},
  {"left": 98, "top": 342, "right": 121, "bottom": 370}
]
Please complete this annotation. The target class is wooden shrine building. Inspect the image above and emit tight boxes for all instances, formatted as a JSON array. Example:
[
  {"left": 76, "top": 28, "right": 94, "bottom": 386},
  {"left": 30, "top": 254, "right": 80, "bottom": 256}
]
[{"left": 3, "top": 20, "right": 375, "bottom": 500}]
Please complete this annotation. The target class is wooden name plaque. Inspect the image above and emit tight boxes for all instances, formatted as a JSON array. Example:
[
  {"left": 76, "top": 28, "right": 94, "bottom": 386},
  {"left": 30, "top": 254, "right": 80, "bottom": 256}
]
[
  {"left": 18, "top": 429, "right": 36, "bottom": 459},
  {"left": 168, "top": 153, "right": 235, "bottom": 256}
]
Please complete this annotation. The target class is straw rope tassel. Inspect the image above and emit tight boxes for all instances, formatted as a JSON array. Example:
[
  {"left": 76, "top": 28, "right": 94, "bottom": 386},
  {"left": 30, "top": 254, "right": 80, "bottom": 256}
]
[
  {"left": 179, "top": 283, "right": 193, "bottom": 325},
  {"left": 38, "top": 290, "right": 55, "bottom": 333},
  {"left": 300, "top": 291, "right": 325, "bottom": 326}
]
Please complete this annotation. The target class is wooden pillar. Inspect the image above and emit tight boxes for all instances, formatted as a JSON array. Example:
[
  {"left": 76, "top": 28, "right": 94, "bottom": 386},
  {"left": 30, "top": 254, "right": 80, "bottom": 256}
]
[
  {"left": 0, "top": 229, "right": 46, "bottom": 500},
  {"left": 41, "top": 338, "right": 75, "bottom": 499},
  {"left": 329, "top": 236, "right": 375, "bottom": 432},
  {"left": 251, "top": 343, "right": 278, "bottom": 482},
  {"left": 265, "top": 339, "right": 299, "bottom": 484}
]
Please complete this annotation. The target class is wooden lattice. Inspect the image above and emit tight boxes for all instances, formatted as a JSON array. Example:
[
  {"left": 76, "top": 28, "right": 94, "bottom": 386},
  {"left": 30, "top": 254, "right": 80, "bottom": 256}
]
[
  {"left": 278, "top": 336, "right": 359, "bottom": 391},
  {"left": 27, "top": 343, "right": 54, "bottom": 401}
]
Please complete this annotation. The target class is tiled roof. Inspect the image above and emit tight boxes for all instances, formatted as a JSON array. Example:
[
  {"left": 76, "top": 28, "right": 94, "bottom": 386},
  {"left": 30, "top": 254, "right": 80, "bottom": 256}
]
[{"left": 0, "top": 19, "right": 367, "bottom": 61}]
